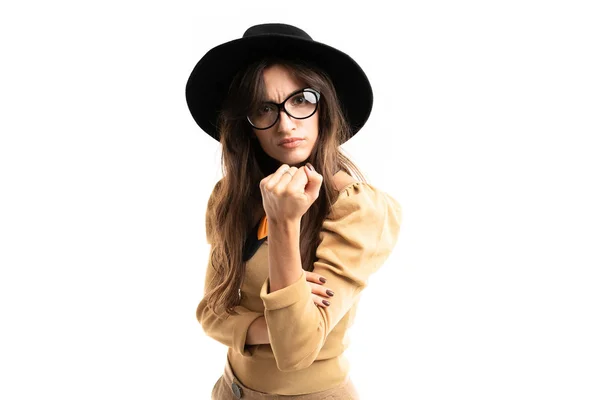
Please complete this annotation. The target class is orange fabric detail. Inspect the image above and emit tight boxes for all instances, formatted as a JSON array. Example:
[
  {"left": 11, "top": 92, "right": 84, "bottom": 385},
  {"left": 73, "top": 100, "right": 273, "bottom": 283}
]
[{"left": 257, "top": 215, "right": 268, "bottom": 240}]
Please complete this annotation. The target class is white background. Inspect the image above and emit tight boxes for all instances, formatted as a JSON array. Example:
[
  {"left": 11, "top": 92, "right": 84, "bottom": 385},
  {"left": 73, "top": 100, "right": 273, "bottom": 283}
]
[{"left": 1, "top": 1, "right": 599, "bottom": 399}]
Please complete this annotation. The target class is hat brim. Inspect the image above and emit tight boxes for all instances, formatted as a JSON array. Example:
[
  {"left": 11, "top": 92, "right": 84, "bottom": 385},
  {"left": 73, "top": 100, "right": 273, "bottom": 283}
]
[{"left": 185, "top": 35, "right": 373, "bottom": 143}]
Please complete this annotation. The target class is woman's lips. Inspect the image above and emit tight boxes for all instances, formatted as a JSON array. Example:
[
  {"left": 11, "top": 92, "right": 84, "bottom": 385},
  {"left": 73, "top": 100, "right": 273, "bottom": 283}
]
[{"left": 278, "top": 139, "right": 304, "bottom": 149}]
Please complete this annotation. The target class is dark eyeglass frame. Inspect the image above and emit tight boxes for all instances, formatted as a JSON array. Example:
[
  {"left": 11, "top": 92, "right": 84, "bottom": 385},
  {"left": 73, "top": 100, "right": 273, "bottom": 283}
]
[{"left": 247, "top": 88, "right": 321, "bottom": 130}]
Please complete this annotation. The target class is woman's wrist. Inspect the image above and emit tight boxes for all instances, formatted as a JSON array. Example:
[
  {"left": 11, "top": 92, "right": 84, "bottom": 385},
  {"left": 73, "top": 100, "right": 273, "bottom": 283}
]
[
  {"left": 267, "top": 219, "right": 303, "bottom": 292},
  {"left": 267, "top": 216, "right": 301, "bottom": 233}
]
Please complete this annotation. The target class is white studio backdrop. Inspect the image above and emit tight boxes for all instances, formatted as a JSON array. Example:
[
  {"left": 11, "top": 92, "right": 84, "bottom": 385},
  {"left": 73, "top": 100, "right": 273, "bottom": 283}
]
[{"left": 1, "top": 1, "right": 599, "bottom": 399}]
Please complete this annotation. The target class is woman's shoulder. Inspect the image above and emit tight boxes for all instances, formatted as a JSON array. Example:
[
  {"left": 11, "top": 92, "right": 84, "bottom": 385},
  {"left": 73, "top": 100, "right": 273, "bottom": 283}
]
[
  {"left": 332, "top": 170, "right": 359, "bottom": 191},
  {"left": 328, "top": 172, "right": 402, "bottom": 225},
  {"left": 320, "top": 173, "right": 402, "bottom": 265},
  {"left": 206, "top": 178, "right": 224, "bottom": 206}
]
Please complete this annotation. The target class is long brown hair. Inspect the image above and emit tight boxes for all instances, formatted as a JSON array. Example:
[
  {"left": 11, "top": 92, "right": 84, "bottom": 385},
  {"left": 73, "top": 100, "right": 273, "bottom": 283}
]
[{"left": 204, "top": 58, "right": 367, "bottom": 315}]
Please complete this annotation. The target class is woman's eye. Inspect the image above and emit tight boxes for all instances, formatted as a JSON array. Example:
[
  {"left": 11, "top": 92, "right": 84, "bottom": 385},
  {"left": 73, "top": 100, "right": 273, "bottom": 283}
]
[
  {"left": 291, "top": 95, "right": 306, "bottom": 105},
  {"left": 258, "top": 104, "right": 275, "bottom": 114}
]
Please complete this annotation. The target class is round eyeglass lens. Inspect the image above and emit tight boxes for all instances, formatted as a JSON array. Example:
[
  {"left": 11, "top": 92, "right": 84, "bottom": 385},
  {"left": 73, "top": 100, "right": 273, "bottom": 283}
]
[
  {"left": 249, "top": 104, "right": 278, "bottom": 129},
  {"left": 286, "top": 90, "right": 319, "bottom": 118}
]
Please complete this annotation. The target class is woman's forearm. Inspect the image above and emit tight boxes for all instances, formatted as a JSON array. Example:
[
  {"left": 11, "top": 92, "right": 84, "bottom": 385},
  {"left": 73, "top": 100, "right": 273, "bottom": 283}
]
[
  {"left": 246, "top": 316, "right": 270, "bottom": 345},
  {"left": 245, "top": 219, "right": 302, "bottom": 346},
  {"left": 267, "top": 218, "right": 303, "bottom": 292}
]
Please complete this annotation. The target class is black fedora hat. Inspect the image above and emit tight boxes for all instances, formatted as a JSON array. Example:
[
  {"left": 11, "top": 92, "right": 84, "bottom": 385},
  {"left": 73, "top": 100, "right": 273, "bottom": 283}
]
[{"left": 185, "top": 23, "right": 373, "bottom": 143}]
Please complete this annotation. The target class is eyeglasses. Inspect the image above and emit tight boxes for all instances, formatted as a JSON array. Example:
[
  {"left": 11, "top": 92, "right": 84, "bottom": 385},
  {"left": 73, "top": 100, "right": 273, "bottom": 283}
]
[{"left": 247, "top": 88, "right": 320, "bottom": 130}]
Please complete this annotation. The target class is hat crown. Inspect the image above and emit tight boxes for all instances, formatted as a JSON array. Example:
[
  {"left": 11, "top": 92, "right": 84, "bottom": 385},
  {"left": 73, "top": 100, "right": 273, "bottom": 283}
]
[{"left": 243, "top": 23, "right": 313, "bottom": 40}]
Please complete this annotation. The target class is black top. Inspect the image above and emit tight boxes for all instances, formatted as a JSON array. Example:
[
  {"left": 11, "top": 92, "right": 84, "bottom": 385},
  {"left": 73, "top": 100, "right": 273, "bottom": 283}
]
[{"left": 242, "top": 217, "right": 267, "bottom": 261}]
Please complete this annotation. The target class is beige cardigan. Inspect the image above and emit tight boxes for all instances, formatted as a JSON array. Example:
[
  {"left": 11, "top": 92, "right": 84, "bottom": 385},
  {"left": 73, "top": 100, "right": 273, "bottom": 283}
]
[{"left": 197, "top": 181, "right": 402, "bottom": 395}]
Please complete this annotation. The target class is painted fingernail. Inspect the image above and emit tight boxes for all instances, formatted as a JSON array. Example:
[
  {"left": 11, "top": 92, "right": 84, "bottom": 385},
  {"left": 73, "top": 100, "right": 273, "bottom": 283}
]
[
  {"left": 323, "top": 300, "right": 331, "bottom": 306},
  {"left": 319, "top": 277, "right": 327, "bottom": 283},
  {"left": 326, "top": 290, "right": 334, "bottom": 296},
  {"left": 306, "top": 162, "right": 315, "bottom": 172}
]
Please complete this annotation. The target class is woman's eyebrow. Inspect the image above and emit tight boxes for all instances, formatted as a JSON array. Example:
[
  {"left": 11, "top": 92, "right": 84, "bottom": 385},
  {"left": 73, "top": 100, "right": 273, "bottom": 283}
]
[{"left": 262, "top": 88, "right": 302, "bottom": 104}]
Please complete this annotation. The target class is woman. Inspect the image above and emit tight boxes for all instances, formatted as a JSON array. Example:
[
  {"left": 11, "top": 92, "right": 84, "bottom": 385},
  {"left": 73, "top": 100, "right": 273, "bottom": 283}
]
[{"left": 186, "top": 23, "right": 402, "bottom": 399}]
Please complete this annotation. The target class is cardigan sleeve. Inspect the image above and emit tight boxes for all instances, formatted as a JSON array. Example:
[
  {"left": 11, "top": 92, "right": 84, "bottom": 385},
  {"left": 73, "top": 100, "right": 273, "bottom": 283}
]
[
  {"left": 259, "top": 182, "right": 402, "bottom": 371},
  {"left": 196, "top": 180, "right": 264, "bottom": 357},
  {"left": 196, "top": 258, "right": 264, "bottom": 356}
]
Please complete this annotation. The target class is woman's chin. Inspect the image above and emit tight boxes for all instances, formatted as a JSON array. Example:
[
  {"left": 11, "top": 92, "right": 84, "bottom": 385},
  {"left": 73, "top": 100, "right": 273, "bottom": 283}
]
[{"left": 272, "top": 152, "right": 309, "bottom": 167}]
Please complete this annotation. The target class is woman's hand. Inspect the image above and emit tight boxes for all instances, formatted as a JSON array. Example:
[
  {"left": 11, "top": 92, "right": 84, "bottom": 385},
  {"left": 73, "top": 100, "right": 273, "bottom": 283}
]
[
  {"left": 306, "top": 271, "right": 334, "bottom": 308},
  {"left": 259, "top": 163, "right": 323, "bottom": 224},
  {"left": 246, "top": 272, "right": 333, "bottom": 346}
]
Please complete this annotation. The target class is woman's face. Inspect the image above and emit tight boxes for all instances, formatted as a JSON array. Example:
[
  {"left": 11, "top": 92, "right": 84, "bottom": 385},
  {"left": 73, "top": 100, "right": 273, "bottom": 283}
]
[{"left": 251, "top": 64, "right": 319, "bottom": 168}]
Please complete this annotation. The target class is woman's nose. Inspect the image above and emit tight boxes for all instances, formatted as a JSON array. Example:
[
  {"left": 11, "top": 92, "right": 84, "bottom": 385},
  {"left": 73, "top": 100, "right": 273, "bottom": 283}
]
[{"left": 277, "top": 110, "right": 295, "bottom": 132}]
